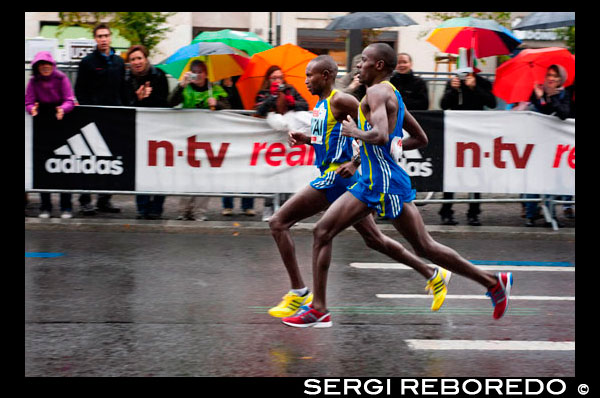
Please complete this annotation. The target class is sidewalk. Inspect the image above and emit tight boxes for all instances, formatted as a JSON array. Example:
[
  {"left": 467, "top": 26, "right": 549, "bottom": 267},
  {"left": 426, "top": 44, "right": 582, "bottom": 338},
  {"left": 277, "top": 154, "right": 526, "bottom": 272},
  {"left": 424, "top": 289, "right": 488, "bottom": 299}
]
[{"left": 25, "top": 192, "right": 575, "bottom": 239}]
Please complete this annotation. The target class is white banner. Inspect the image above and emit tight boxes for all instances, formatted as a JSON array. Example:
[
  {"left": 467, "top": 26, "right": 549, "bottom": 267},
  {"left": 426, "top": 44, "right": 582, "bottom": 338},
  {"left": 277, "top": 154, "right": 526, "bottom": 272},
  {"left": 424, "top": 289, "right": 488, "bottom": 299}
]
[
  {"left": 135, "top": 109, "right": 319, "bottom": 193},
  {"left": 443, "top": 111, "right": 575, "bottom": 195}
]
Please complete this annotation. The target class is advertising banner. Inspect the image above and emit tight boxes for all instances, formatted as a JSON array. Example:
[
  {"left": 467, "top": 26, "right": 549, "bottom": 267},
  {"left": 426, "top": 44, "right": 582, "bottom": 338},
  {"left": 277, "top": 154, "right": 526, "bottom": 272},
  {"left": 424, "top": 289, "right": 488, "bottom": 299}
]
[
  {"left": 443, "top": 111, "right": 575, "bottom": 195},
  {"left": 135, "top": 109, "right": 319, "bottom": 193},
  {"left": 25, "top": 107, "right": 574, "bottom": 196},
  {"left": 30, "top": 106, "right": 136, "bottom": 191}
]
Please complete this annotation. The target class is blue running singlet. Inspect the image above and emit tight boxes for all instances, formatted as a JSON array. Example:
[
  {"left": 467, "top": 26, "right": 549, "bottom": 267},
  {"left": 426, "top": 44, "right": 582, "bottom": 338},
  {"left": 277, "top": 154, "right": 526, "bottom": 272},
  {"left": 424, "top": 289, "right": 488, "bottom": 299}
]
[{"left": 348, "top": 81, "right": 416, "bottom": 218}]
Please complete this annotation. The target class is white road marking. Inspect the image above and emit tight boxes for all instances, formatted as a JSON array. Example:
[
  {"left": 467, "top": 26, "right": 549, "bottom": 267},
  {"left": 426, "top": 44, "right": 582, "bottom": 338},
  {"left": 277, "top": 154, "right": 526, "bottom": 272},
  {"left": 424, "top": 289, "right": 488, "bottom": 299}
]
[
  {"left": 350, "top": 263, "right": 574, "bottom": 272},
  {"left": 405, "top": 339, "right": 574, "bottom": 351},
  {"left": 377, "top": 294, "right": 574, "bottom": 301}
]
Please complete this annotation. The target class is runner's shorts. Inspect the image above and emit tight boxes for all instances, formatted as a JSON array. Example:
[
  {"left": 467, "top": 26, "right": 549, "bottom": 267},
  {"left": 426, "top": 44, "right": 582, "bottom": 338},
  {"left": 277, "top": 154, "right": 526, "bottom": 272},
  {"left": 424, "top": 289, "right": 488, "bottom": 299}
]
[
  {"left": 348, "top": 180, "right": 416, "bottom": 219},
  {"left": 310, "top": 163, "right": 359, "bottom": 204}
]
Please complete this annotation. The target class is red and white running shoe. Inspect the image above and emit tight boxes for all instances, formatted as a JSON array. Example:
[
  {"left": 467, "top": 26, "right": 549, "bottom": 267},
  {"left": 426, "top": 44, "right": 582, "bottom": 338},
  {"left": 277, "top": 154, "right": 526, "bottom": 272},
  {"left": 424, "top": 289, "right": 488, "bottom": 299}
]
[
  {"left": 281, "top": 304, "right": 332, "bottom": 328},
  {"left": 486, "top": 272, "right": 513, "bottom": 320}
]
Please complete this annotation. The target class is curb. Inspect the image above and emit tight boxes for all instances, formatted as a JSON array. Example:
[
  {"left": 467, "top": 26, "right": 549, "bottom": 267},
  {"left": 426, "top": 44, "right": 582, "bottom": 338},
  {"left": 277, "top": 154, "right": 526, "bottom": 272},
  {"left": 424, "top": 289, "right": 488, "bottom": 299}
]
[{"left": 25, "top": 218, "right": 575, "bottom": 241}]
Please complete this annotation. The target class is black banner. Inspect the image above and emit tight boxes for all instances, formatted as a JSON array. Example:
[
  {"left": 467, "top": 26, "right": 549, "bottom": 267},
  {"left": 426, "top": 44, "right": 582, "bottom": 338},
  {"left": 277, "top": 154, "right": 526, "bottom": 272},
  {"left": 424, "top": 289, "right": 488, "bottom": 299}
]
[
  {"left": 405, "top": 110, "right": 444, "bottom": 192},
  {"left": 32, "top": 106, "right": 136, "bottom": 191}
]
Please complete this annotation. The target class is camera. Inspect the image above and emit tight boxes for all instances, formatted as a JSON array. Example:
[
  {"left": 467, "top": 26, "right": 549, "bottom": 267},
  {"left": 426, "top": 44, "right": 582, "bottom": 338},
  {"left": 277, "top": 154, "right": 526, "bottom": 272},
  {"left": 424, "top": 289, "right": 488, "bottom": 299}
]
[
  {"left": 454, "top": 67, "right": 473, "bottom": 80},
  {"left": 188, "top": 73, "right": 198, "bottom": 81}
]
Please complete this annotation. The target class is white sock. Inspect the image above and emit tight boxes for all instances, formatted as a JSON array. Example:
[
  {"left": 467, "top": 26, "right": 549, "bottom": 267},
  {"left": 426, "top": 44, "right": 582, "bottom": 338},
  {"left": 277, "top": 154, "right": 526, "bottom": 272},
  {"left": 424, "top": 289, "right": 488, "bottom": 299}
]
[
  {"left": 428, "top": 268, "right": 439, "bottom": 282},
  {"left": 290, "top": 287, "right": 308, "bottom": 296}
]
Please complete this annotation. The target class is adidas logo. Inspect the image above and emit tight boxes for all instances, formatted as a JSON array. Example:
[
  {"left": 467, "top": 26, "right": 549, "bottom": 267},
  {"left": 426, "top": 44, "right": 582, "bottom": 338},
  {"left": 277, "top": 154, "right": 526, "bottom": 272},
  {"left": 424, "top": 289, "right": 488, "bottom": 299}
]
[{"left": 44, "top": 123, "right": 124, "bottom": 175}]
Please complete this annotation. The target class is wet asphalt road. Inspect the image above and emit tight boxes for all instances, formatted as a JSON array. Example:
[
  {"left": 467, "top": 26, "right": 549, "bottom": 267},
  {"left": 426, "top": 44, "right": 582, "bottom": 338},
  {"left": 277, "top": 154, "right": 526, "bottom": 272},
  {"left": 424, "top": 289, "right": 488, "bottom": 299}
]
[{"left": 25, "top": 229, "right": 575, "bottom": 377}]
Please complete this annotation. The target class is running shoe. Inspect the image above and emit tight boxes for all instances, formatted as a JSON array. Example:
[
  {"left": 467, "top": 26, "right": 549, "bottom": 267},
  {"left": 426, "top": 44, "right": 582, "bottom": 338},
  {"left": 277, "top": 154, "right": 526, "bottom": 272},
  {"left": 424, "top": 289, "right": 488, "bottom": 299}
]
[
  {"left": 281, "top": 304, "right": 332, "bottom": 328},
  {"left": 425, "top": 267, "right": 451, "bottom": 311},
  {"left": 268, "top": 291, "right": 313, "bottom": 318},
  {"left": 486, "top": 272, "right": 513, "bottom": 320}
]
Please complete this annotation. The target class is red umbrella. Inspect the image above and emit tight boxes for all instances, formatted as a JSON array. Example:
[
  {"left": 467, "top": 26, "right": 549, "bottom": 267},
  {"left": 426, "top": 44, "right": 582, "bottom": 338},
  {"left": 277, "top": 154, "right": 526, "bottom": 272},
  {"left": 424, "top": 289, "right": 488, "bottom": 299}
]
[{"left": 492, "top": 47, "right": 575, "bottom": 104}]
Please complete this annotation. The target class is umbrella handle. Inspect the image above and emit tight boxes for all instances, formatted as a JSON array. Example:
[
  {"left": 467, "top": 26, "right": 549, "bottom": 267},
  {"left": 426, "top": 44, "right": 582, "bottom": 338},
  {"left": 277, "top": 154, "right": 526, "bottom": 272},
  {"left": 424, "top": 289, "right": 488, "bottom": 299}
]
[{"left": 208, "top": 81, "right": 216, "bottom": 111}]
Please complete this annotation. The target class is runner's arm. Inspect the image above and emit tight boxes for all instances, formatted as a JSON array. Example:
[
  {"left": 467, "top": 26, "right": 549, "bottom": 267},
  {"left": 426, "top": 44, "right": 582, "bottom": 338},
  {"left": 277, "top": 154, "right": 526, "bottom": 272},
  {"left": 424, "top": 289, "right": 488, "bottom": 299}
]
[{"left": 341, "top": 86, "right": 390, "bottom": 145}]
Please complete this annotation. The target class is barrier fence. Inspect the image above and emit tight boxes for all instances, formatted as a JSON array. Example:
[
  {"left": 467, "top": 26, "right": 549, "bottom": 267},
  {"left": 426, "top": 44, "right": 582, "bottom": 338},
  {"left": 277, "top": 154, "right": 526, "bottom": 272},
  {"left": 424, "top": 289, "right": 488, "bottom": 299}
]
[{"left": 25, "top": 106, "right": 574, "bottom": 229}]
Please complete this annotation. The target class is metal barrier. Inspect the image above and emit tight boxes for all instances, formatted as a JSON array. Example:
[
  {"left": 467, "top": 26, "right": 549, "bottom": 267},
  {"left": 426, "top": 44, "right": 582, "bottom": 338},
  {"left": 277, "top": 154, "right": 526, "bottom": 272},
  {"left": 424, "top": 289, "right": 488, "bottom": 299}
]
[{"left": 25, "top": 68, "right": 573, "bottom": 229}]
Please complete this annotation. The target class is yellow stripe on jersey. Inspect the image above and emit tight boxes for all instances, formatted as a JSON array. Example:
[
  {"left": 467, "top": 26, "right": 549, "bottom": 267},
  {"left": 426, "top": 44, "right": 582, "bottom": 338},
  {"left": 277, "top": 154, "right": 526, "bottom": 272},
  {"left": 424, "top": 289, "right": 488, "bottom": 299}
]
[
  {"left": 379, "top": 193, "right": 386, "bottom": 217},
  {"left": 324, "top": 89, "right": 338, "bottom": 158},
  {"left": 358, "top": 102, "right": 374, "bottom": 190}
]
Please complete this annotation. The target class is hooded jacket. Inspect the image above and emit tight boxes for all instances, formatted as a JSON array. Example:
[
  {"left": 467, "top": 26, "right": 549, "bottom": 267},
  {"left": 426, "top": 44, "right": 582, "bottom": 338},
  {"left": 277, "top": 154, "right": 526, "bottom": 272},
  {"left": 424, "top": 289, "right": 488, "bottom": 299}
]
[
  {"left": 25, "top": 51, "right": 75, "bottom": 115},
  {"left": 529, "top": 64, "right": 571, "bottom": 120}
]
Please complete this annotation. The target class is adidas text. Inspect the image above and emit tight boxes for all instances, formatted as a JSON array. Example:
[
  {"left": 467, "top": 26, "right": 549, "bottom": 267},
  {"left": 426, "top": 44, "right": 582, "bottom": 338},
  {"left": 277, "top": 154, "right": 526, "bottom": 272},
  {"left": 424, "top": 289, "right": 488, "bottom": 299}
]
[{"left": 45, "top": 155, "right": 124, "bottom": 175}]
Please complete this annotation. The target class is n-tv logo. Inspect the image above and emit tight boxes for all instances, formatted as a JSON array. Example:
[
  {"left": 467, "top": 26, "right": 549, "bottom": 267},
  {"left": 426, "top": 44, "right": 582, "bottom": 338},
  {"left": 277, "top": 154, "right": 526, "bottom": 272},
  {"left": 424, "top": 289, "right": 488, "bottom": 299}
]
[
  {"left": 45, "top": 122, "right": 124, "bottom": 175},
  {"left": 32, "top": 106, "right": 135, "bottom": 191}
]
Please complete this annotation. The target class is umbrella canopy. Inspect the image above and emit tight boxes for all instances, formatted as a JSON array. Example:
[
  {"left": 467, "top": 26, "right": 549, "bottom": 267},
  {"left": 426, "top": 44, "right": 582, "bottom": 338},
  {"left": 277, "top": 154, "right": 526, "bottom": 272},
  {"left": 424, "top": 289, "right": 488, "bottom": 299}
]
[
  {"left": 326, "top": 12, "right": 417, "bottom": 30},
  {"left": 513, "top": 12, "right": 575, "bottom": 30},
  {"left": 192, "top": 29, "right": 273, "bottom": 56},
  {"left": 426, "top": 17, "right": 521, "bottom": 58},
  {"left": 156, "top": 42, "right": 249, "bottom": 82},
  {"left": 492, "top": 47, "right": 575, "bottom": 104},
  {"left": 235, "top": 43, "right": 319, "bottom": 110}
]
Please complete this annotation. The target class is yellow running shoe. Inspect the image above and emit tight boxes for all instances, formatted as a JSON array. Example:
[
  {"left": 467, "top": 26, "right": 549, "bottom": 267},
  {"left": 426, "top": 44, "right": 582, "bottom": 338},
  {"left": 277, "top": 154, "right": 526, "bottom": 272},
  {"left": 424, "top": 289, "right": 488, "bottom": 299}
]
[
  {"left": 425, "top": 267, "right": 451, "bottom": 311},
  {"left": 268, "top": 291, "right": 314, "bottom": 318}
]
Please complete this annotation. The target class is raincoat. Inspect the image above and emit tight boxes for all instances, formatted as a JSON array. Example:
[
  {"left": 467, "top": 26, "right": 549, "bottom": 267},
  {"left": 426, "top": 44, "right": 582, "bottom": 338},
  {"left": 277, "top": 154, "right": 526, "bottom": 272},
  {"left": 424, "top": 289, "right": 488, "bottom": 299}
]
[{"left": 25, "top": 51, "right": 75, "bottom": 115}]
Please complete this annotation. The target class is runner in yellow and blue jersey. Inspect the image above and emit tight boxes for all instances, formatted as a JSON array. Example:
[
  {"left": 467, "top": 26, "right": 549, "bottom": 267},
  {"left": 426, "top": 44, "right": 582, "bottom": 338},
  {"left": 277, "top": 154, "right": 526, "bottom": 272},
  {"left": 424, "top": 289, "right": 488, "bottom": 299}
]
[
  {"left": 349, "top": 79, "right": 415, "bottom": 219},
  {"left": 283, "top": 44, "right": 513, "bottom": 328},
  {"left": 308, "top": 87, "right": 357, "bottom": 202},
  {"left": 268, "top": 56, "right": 443, "bottom": 327}
]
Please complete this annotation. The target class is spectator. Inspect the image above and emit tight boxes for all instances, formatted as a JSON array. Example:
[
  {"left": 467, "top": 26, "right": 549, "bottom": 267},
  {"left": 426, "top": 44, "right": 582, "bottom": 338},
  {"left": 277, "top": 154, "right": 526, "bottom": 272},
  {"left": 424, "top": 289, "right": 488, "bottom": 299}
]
[
  {"left": 25, "top": 51, "right": 75, "bottom": 219},
  {"left": 514, "top": 65, "right": 572, "bottom": 227},
  {"left": 336, "top": 54, "right": 366, "bottom": 101},
  {"left": 124, "top": 44, "right": 169, "bottom": 220},
  {"left": 254, "top": 66, "right": 309, "bottom": 221},
  {"left": 220, "top": 76, "right": 255, "bottom": 217},
  {"left": 389, "top": 53, "right": 429, "bottom": 110},
  {"left": 168, "top": 60, "right": 230, "bottom": 221},
  {"left": 75, "top": 23, "right": 126, "bottom": 216},
  {"left": 439, "top": 68, "right": 496, "bottom": 226}
]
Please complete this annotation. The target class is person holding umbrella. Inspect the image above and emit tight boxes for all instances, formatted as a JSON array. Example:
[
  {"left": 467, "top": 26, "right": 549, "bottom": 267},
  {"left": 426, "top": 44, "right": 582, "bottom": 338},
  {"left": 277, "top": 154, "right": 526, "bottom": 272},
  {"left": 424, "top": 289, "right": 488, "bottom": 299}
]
[
  {"left": 254, "top": 65, "right": 309, "bottom": 117},
  {"left": 168, "top": 59, "right": 230, "bottom": 110},
  {"left": 438, "top": 50, "right": 496, "bottom": 227},
  {"left": 254, "top": 65, "right": 309, "bottom": 221},
  {"left": 513, "top": 64, "right": 572, "bottom": 227},
  {"left": 168, "top": 59, "right": 230, "bottom": 221}
]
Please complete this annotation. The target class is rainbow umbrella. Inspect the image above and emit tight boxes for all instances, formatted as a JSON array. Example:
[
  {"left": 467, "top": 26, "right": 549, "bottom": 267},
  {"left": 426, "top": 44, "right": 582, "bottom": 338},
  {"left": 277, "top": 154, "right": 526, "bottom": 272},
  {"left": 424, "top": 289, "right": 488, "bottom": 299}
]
[
  {"left": 156, "top": 42, "right": 249, "bottom": 82},
  {"left": 426, "top": 17, "right": 521, "bottom": 59},
  {"left": 192, "top": 29, "right": 272, "bottom": 56}
]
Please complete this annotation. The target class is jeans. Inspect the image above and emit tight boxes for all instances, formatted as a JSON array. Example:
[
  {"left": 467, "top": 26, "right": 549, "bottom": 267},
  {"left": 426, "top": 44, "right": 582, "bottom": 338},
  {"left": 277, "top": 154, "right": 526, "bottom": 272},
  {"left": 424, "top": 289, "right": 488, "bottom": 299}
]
[
  {"left": 40, "top": 193, "right": 72, "bottom": 212},
  {"left": 79, "top": 193, "right": 113, "bottom": 207},
  {"left": 524, "top": 194, "right": 558, "bottom": 219},
  {"left": 222, "top": 197, "right": 254, "bottom": 210},
  {"left": 136, "top": 195, "right": 165, "bottom": 216},
  {"left": 439, "top": 192, "right": 481, "bottom": 218}
]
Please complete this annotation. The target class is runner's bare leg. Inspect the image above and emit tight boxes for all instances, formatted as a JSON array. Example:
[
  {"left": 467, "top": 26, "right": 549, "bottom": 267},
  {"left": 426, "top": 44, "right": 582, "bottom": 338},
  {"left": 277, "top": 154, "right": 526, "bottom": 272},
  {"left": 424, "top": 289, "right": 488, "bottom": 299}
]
[
  {"left": 269, "top": 185, "right": 331, "bottom": 289},
  {"left": 392, "top": 201, "right": 497, "bottom": 289},
  {"left": 312, "top": 192, "right": 435, "bottom": 313}
]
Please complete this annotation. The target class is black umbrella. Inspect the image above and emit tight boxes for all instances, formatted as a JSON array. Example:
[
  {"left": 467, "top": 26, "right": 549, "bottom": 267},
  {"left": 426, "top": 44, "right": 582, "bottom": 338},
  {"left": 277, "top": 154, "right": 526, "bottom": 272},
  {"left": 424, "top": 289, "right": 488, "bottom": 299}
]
[
  {"left": 325, "top": 12, "right": 417, "bottom": 30},
  {"left": 513, "top": 12, "right": 575, "bottom": 30}
]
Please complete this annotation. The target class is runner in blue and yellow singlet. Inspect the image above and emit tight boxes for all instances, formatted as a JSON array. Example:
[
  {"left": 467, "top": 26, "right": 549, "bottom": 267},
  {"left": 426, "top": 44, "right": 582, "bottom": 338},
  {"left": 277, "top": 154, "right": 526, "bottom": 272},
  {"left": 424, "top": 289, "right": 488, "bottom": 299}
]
[
  {"left": 283, "top": 44, "right": 513, "bottom": 328},
  {"left": 349, "top": 79, "right": 415, "bottom": 219},
  {"left": 308, "top": 85, "right": 357, "bottom": 203},
  {"left": 268, "top": 55, "right": 441, "bottom": 327}
]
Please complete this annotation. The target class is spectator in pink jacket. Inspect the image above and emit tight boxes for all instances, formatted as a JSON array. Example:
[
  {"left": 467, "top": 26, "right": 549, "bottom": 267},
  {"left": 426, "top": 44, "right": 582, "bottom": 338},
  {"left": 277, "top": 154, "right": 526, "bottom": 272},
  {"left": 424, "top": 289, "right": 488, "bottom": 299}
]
[
  {"left": 25, "top": 51, "right": 75, "bottom": 219},
  {"left": 25, "top": 51, "right": 75, "bottom": 120}
]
